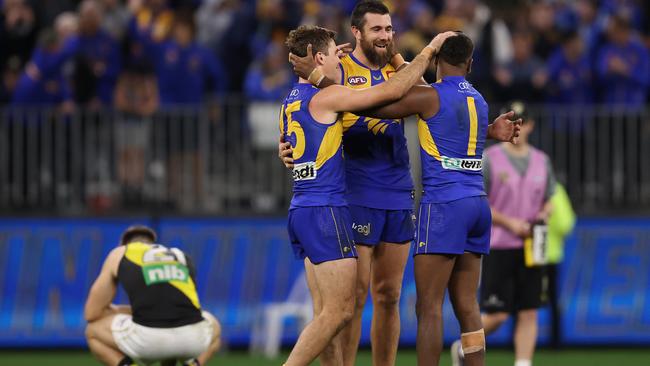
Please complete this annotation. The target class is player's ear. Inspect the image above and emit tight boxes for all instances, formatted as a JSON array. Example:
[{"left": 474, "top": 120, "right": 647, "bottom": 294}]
[
  {"left": 467, "top": 58, "right": 473, "bottom": 75},
  {"left": 315, "top": 51, "right": 326, "bottom": 65},
  {"left": 351, "top": 26, "right": 361, "bottom": 40}
]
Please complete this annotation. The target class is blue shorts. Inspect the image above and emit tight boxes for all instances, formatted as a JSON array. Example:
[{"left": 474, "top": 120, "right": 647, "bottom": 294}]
[
  {"left": 288, "top": 206, "right": 358, "bottom": 264},
  {"left": 413, "top": 196, "right": 491, "bottom": 256},
  {"left": 349, "top": 205, "right": 415, "bottom": 246}
]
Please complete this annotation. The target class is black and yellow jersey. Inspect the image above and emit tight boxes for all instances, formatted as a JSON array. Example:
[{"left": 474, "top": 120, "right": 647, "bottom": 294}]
[{"left": 117, "top": 242, "right": 203, "bottom": 327}]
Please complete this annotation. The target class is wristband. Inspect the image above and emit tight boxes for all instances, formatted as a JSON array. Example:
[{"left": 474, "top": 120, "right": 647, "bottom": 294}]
[
  {"left": 307, "top": 68, "right": 325, "bottom": 86},
  {"left": 396, "top": 61, "right": 409, "bottom": 72}
]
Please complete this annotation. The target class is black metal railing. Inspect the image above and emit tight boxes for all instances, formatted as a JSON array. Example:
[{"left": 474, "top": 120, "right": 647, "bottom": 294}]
[{"left": 1, "top": 103, "right": 649, "bottom": 215}]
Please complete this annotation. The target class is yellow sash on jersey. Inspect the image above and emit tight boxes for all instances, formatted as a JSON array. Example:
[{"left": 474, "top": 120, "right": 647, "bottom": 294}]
[{"left": 124, "top": 242, "right": 201, "bottom": 309}]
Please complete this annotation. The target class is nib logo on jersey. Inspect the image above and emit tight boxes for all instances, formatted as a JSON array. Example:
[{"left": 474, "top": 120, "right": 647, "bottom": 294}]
[
  {"left": 293, "top": 161, "right": 317, "bottom": 181},
  {"left": 143, "top": 263, "right": 190, "bottom": 285},
  {"left": 441, "top": 156, "right": 482, "bottom": 171}
]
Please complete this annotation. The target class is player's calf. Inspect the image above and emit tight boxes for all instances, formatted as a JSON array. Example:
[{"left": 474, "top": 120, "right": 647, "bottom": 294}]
[
  {"left": 460, "top": 329, "right": 486, "bottom": 366},
  {"left": 285, "top": 258, "right": 356, "bottom": 366}
]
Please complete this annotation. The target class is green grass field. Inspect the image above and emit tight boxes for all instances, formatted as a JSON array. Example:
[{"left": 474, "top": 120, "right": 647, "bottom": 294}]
[{"left": 2, "top": 349, "right": 649, "bottom": 365}]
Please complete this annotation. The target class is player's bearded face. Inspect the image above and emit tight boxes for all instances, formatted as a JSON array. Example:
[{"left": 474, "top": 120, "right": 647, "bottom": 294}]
[{"left": 360, "top": 29, "right": 394, "bottom": 67}]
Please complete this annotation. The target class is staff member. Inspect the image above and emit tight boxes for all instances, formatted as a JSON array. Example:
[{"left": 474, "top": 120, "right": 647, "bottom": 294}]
[
  {"left": 84, "top": 225, "right": 221, "bottom": 366},
  {"left": 479, "top": 101, "right": 556, "bottom": 366}
]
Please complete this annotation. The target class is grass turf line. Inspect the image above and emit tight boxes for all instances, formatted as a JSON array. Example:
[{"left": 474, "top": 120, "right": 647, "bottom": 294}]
[{"left": 1, "top": 349, "right": 649, "bottom": 365}]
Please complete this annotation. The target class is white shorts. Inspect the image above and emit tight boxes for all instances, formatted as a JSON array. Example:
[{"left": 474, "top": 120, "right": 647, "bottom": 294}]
[{"left": 111, "top": 311, "right": 214, "bottom": 364}]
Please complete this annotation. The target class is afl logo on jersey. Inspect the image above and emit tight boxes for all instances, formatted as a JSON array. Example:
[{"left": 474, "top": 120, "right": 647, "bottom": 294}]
[
  {"left": 458, "top": 81, "right": 471, "bottom": 90},
  {"left": 348, "top": 76, "right": 367, "bottom": 85},
  {"left": 289, "top": 89, "right": 300, "bottom": 97}
]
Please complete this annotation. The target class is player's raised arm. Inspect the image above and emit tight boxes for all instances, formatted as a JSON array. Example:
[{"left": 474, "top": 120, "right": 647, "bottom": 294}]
[
  {"left": 315, "top": 31, "right": 455, "bottom": 114},
  {"left": 289, "top": 43, "right": 349, "bottom": 88}
]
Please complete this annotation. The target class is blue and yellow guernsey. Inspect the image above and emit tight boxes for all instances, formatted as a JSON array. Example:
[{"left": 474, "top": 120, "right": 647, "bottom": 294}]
[
  {"left": 338, "top": 54, "right": 414, "bottom": 210},
  {"left": 419, "top": 76, "right": 489, "bottom": 203},
  {"left": 280, "top": 83, "right": 346, "bottom": 208}
]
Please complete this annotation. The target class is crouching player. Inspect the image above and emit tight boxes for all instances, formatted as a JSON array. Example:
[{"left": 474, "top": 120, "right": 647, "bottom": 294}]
[{"left": 84, "top": 225, "right": 221, "bottom": 366}]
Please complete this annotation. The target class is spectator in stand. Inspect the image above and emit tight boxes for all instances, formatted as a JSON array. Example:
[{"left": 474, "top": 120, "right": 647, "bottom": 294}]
[
  {"left": 254, "top": 0, "right": 301, "bottom": 37},
  {"left": 455, "top": 0, "right": 513, "bottom": 101},
  {"left": 32, "top": 0, "right": 77, "bottom": 29},
  {"left": 151, "top": 14, "right": 225, "bottom": 106},
  {"left": 0, "top": 0, "right": 38, "bottom": 68},
  {"left": 149, "top": 14, "right": 225, "bottom": 209},
  {"left": 527, "top": 0, "right": 561, "bottom": 60},
  {"left": 389, "top": 0, "right": 429, "bottom": 34},
  {"left": 113, "top": 63, "right": 159, "bottom": 204},
  {"left": 197, "top": 0, "right": 258, "bottom": 94},
  {"left": 74, "top": 0, "right": 121, "bottom": 107},
  {"left": 599, "top": 0, "right": 644, "bottom": 31},
  {"left": 596, "top": 13, "right": 649, "bottom": 106},
  {"left": 196, "top": 0, "right": 237, "bottom": 52},
  {"left": 55, "top": 10, "right": 79, "bottom": 40},
  {"left": 244, "top": 41, "right": 292, "bottom": 102},
  {"left": 493, "top": 30, "right": 546, "bottom": 103},
  {"left": 396, "top": 5, "right": 437, "bottom": 81},
  {"left": 11, "top": 12, "right": 79, "bottom": 110},
  {"left": 0, "top": 56, "right": 21, "bottom": 105},
  {"left": 127, "top": 0, "right": 174, "bottom": 66},
  {"left": 100, "top": 0, "right": 132, "bottom": 41},
  {"left": 545, "top": 31, "right": 594, "bottom": 105},
  {"left": 573, "top": 0, "right": 605, "bottom": 58},
  {"left": 247, "top": 0, "right": 297, "bottom": 91},
  {"left": 11, "top": 27, "right": 76, "bottom": 109}
]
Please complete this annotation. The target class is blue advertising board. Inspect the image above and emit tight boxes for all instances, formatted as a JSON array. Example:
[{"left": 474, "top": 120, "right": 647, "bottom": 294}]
[{"left": 0, "top": 218, "right": 648, "bottom": 348}]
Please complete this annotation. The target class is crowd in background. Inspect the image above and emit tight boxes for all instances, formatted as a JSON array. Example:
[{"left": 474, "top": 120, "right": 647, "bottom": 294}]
[{"left": 1, "top": 0, "right": 650, "bottom": 111}]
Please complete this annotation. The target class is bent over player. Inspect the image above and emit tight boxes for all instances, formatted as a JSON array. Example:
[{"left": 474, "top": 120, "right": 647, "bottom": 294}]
[
  {"left": 279, "top": 25, "right": 452, "bottom": 366},
  {"left": 84, "top": 225, "right": 221, "bottom": 366}
]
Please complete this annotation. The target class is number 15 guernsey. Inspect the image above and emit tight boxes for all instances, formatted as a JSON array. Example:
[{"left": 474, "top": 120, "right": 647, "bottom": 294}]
[{"left": 279, "top": 83, "right": 346, "bottom": 208}]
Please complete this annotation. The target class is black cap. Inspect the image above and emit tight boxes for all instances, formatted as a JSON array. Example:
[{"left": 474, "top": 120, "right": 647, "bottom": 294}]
[
  {"left": 501, "top": 100, "right": 529, "bottom": 122},
  {"left": 120, "top": 225, "right": 157, "bottom": 245}
]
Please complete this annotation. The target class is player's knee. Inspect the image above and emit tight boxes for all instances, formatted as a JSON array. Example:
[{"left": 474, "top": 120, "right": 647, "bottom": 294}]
[
  {"left": 372, "top": 282, "right": 401, "bottom": 309},
  {"left": 517, "top": 309, "right": 538, "bottom": 323},
  {"left": 206, "top": 314, "right": 222, "bottom": 347},
  {"left": 354, "top": 283, "right": 369, "bottom": 310},
  {"left": 84, "top": 322, "right": 97, "bottom": 341},
  {"left": 415, "top": 298, "right": 442, "bottom": 321},
  {"left": 340, "top": 305, "right": 355, "bottom": 325},
  {"left": 321, "top": 306, "right": 353, "bottom": 331},
  {"left": 322, "top": 296, "right": 354, "bottom": 325},
  {"left": 343, "top": 295, "right": 356, "bottom": 322}
]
